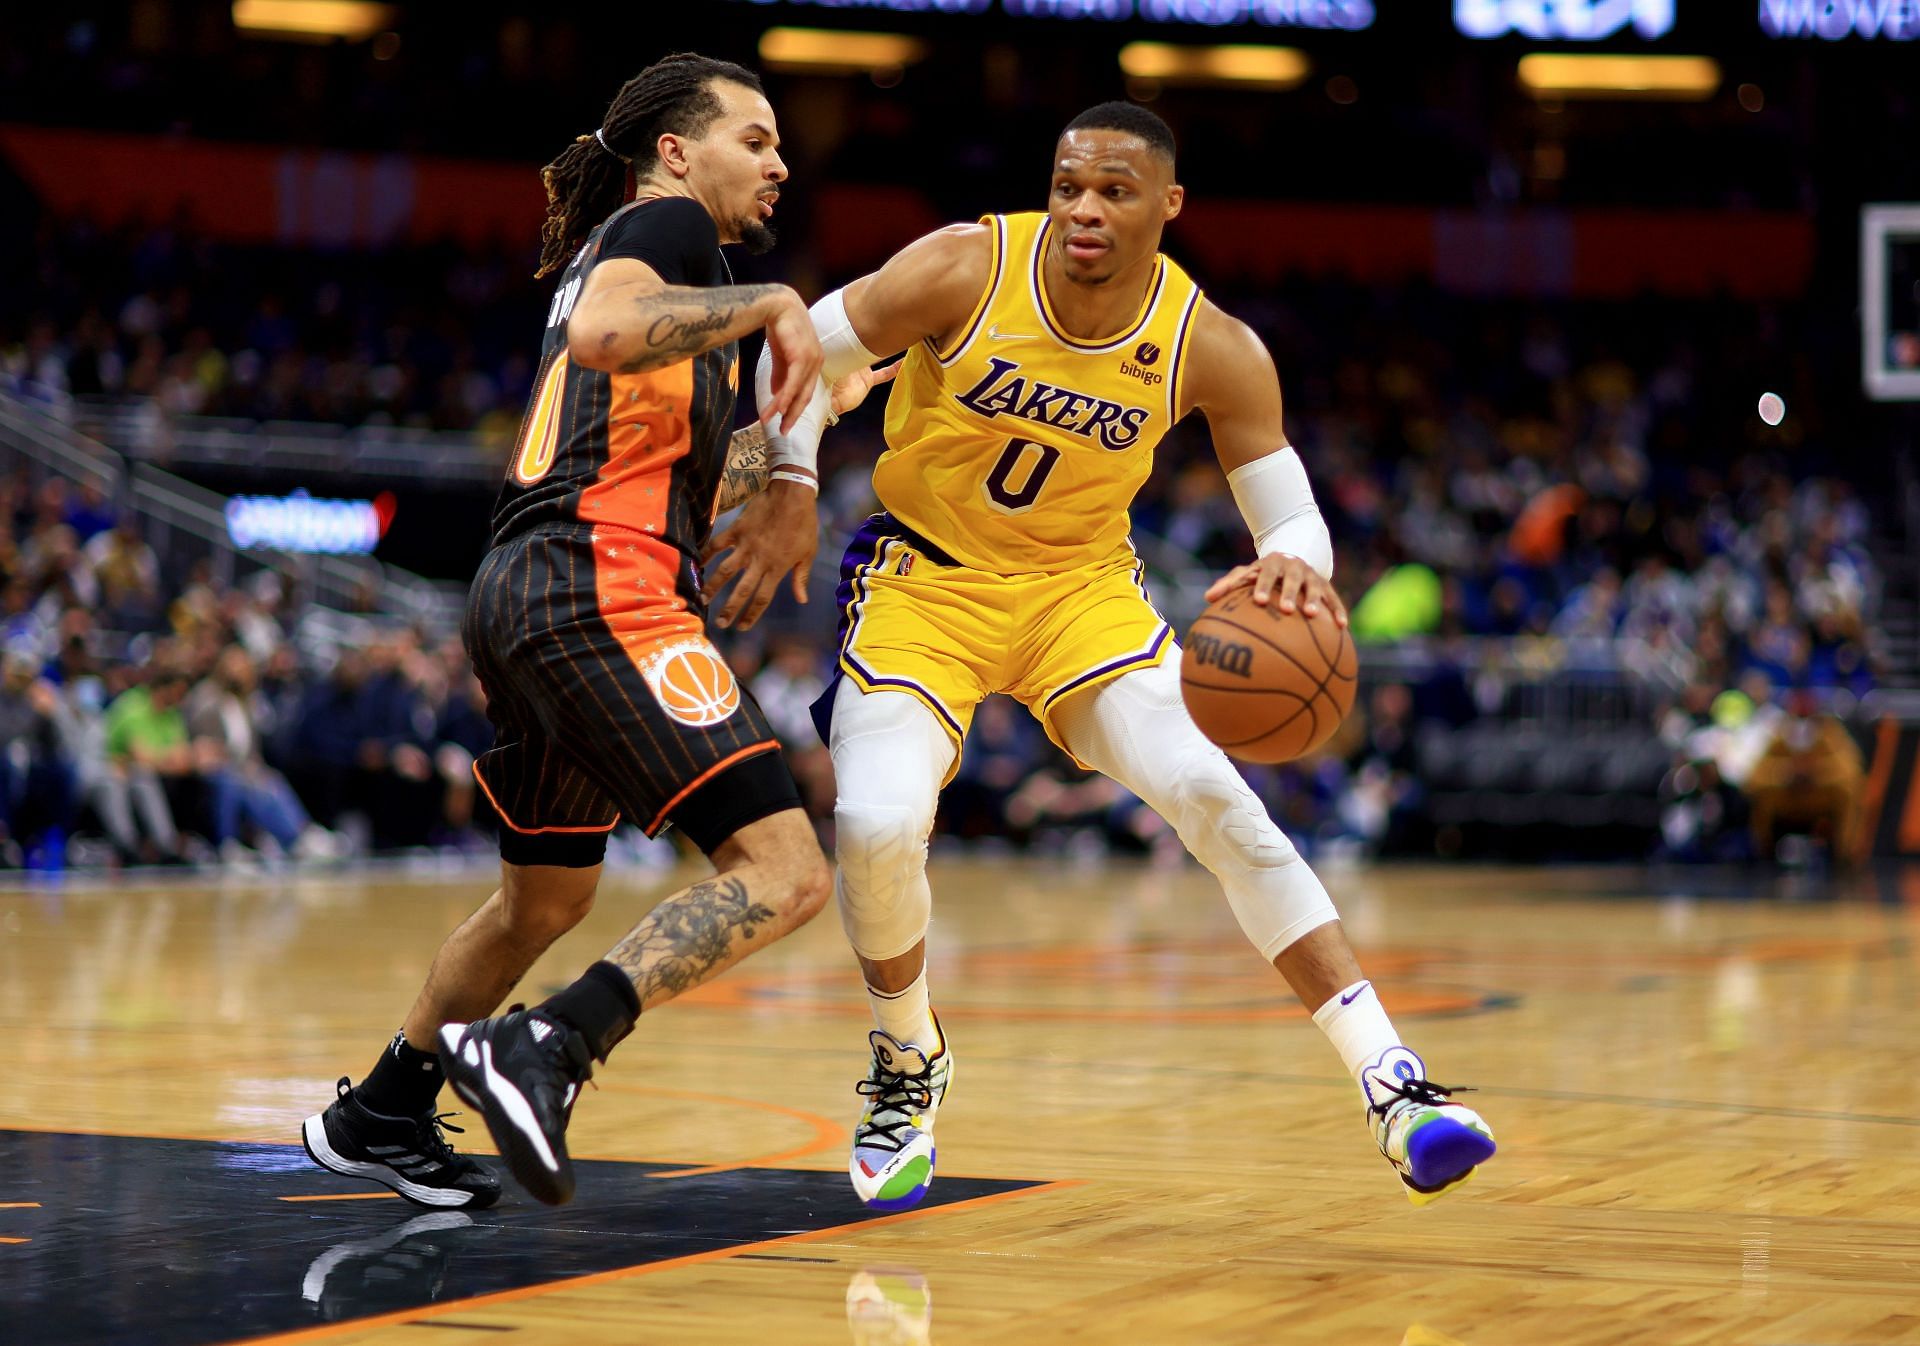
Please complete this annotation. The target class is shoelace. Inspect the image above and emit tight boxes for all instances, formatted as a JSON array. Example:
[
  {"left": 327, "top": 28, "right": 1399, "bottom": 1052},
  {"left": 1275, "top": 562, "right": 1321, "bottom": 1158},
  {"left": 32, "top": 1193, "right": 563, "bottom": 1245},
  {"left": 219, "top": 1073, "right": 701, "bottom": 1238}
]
[
  {"left": 333, "top": 1076, "right": 474, "bottom": 1171},
  {"left": 1371, "top": 1075, "right": 1474, "bottom": 1120},
  {"left": 414, "top": 1112, "right": 470, "bottom": 1167},
  {"left": 854, "top": 1065, "right": 934, "bottom": 1153}
]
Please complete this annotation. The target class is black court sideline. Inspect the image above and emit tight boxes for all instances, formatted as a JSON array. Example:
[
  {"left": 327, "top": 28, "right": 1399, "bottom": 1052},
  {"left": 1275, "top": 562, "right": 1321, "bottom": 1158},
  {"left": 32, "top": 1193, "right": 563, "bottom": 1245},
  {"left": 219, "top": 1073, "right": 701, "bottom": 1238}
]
[{"left": 0, "top": 1130, "right": 1043, "bottom": 1345}]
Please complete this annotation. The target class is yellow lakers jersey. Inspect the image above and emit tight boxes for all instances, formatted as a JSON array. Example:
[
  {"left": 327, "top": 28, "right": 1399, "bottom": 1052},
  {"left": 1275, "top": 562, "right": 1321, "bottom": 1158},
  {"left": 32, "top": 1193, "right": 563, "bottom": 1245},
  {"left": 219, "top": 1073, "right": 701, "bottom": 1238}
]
[{"left": 874, "top": 211, "right": 1204, "bottom": 574}]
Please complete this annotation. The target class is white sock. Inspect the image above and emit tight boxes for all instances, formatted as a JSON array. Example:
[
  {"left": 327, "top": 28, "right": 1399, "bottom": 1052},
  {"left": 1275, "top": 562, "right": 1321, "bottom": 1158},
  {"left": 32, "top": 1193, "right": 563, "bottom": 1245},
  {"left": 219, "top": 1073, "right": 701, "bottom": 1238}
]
[
  {"left": 1311, "top": 979, "right": 1403, "bottom": 1082},
  {"left": 867, "top": 970, "right": 940, "bottom": 1053}
]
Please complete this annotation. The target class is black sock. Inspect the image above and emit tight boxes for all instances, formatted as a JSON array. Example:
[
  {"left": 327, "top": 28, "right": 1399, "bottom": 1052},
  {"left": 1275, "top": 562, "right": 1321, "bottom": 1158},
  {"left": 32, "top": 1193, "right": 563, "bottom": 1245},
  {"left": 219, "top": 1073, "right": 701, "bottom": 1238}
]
[
  {"left": 539, "top": 961, "right": 640, "bottom": 1062},
  {"left": 355, "top": 1029, "right": 445, "bottom": 1118}
]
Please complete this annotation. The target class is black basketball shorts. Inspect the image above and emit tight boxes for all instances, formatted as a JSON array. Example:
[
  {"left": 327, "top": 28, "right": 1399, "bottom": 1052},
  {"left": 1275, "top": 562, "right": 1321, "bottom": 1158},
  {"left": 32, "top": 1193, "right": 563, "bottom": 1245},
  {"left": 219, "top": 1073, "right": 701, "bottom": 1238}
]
[{"left": 462, "top": 524, "right": 802, "bottom": 867}]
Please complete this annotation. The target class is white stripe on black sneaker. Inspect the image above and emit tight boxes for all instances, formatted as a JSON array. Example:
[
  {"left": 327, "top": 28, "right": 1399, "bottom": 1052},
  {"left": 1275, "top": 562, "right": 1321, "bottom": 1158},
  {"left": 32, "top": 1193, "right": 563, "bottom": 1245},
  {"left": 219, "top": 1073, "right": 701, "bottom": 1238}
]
[
  {"left": 300, "top": 1113, "right": 473, "bottom": 1208},
  {"left": 477, "top": 1038, "right": 560, "bottom": 1174}
]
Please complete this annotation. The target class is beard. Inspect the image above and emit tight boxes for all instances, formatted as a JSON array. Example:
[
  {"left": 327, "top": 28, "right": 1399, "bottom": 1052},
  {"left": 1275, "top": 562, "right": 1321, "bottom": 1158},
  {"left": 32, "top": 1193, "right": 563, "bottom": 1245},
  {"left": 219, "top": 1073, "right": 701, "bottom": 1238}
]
[{"left": 738, "top": 219, "right": 777, "bottom": 255}]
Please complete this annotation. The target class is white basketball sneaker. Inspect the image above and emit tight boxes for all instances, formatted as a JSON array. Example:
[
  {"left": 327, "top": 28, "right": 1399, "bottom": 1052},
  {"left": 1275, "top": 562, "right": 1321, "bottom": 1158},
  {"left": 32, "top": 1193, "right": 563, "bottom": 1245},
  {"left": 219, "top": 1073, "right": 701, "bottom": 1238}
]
[
  {"left": 1362, "top": 1046, "right": 1496, "bottom": 1206},
  {"left": 848, "top": 1018, "right": 953, "bottom": 1211}
]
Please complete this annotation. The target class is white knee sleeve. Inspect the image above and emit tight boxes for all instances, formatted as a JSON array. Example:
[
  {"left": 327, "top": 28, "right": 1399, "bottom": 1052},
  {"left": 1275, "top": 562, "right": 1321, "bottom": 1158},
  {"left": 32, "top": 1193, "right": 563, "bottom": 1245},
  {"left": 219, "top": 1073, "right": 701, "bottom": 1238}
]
[
  {"left": 1055, "top": 660, "right": 1338, "bottom": 961},
  {"left": 829, "top": 681, "right": 953, "bottom": 961}
]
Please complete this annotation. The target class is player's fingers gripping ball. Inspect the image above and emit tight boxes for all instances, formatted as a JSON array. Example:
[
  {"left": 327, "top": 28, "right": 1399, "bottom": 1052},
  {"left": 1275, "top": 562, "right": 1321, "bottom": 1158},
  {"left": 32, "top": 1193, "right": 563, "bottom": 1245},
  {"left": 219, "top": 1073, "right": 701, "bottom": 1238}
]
[{"left": 1181, "top": 585, "right": 1358, "bottom": 763}]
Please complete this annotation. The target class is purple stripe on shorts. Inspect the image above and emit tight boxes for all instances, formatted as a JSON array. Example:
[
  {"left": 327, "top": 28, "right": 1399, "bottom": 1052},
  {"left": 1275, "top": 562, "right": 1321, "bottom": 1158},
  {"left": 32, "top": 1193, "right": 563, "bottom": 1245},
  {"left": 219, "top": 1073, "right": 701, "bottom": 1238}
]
[
  {"left": 811, "top": 514, "right": 899, "bottom": 745},
  {"left": 1041, "top": 623, "right": 1173, "bottom": 712}
]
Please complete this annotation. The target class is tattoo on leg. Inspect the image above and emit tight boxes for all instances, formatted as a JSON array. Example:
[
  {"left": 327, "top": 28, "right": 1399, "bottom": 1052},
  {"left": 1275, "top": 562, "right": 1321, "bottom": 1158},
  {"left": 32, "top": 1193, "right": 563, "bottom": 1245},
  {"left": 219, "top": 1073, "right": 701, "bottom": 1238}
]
[{"left": 607, "top": 875, "right": 779, "bottom": 1006}]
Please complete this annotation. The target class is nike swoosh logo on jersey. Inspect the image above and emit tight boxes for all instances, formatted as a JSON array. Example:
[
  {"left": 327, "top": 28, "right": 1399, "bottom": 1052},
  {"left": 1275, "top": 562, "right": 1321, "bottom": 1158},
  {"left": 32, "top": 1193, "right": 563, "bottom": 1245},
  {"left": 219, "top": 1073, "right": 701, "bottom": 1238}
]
[{"left": 987, "top": 325, "right": 1035, "bottom": 341}]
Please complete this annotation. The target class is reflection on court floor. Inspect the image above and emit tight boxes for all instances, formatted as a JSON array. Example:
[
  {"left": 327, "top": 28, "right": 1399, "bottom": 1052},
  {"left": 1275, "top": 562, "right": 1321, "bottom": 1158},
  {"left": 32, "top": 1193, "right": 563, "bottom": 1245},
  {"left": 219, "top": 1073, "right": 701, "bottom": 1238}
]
[{"left": 0, "top": 1131, "right": 1043, "bottom": 1345}]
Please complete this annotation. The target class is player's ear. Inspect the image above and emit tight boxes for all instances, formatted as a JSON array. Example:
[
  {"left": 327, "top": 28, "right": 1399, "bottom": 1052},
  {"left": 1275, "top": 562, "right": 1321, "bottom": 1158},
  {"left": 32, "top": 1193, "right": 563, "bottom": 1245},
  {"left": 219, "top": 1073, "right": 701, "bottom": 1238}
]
[
  {"left": 1163, "top": 182, "right": 1184, "bottom": 223},
  {"left": 656, "top": 131, "right": 693, "bottom": 181}
]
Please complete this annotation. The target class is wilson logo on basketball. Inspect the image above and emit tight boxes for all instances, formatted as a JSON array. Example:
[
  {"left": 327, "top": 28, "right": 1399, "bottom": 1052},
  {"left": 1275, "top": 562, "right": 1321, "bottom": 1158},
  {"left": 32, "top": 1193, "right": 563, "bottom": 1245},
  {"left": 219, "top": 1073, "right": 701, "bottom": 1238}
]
[
  {"left": 1189, "top": 632, "right": 1254, "bottom": 678},
  {"left": 641, "top": 641, "right": 742, "bottom": 727}
]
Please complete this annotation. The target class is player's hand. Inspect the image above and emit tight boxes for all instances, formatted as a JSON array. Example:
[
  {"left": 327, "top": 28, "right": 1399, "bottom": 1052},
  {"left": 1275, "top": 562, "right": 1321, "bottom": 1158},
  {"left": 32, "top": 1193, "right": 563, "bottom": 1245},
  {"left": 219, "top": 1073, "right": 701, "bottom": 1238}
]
[
  {"left": 701, "top": 477, "right": 819, "bottom": 631},
  {"left": 760, "top": 288, "right": 824, "bottom": 434},
  {"left": 829, "top": 360, "right": 903, "bottom": 419},
  {"left": 1204, "top": 554, "right": 1348, "bottom": 627}
]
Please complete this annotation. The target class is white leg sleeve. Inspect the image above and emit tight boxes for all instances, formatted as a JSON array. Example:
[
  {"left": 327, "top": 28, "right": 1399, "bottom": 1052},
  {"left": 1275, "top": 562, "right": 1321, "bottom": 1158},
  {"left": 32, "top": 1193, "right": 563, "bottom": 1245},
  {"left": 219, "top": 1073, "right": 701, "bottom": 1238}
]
[
  {"left": 828, "top": 679, "right": 954, "bottom": 962},
  {"left": 1054, "top": 660, "right": 1338, "bottom": 962}
]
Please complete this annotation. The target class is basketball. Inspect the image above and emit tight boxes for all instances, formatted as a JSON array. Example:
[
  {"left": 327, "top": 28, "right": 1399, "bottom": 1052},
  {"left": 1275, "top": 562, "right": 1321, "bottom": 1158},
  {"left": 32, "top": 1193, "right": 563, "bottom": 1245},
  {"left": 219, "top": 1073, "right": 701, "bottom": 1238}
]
[{"left": 1180, "top": 587, "right": 1358, "bottom": 763}]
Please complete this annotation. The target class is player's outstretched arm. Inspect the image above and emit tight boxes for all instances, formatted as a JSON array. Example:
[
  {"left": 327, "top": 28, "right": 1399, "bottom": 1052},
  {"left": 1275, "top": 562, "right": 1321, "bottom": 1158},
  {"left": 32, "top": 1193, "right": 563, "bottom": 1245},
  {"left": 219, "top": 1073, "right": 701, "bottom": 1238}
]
[
  {"left": 738, "top": 222, "right": 994, "bottom": 494},
  {"left": 706, "top": 225, "right": 989, "bottom": 631},
  {"left": 743, "top": 222, "right": 997, "bottom": 483},
  {"left": 713, "top": 360, "right": 901, "bottom": 517},
  {"left": 839, "top": 222, "right": 997, "bottom": 358},
  {"left": 567, "top": 258, "right": 823, "bottom": 431},
  {"left": 1183, "top": 303, "right": 1345, "bottom": 626}
]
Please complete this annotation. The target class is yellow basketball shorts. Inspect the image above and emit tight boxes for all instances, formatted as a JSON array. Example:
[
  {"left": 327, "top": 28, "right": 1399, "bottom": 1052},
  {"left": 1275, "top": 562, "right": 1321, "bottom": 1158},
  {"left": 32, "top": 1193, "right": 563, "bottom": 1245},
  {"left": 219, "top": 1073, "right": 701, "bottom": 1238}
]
[{"left": 809, "top": 512, "right": 1174, "bottom": 780}]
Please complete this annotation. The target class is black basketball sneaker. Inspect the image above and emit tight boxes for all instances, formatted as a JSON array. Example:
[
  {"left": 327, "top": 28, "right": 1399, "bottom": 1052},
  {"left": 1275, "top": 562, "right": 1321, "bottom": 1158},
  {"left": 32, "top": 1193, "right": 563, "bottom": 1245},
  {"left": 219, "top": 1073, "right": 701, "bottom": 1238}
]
[
  {"left": 438, "top": 1008, "right": 593, "bottom": 1206},
  {"left": 301, "top": 1078, "right": 502, "bottom": 1209}
]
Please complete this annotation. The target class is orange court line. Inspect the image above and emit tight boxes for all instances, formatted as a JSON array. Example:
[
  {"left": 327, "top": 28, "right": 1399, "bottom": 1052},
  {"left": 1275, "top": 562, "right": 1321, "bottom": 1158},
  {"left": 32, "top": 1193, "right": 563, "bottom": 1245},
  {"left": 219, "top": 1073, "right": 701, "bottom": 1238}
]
[
  {"left": 0, "top": 1202, "right": 41, "bottom": 1208},
  {"left": 278, "top": 1192, "right": 399, "bottom": 1202},
  {"left": 0, "top": 1107, "right": 842, "bottom": 1190},
  {"left": 228, "top": 1178, "right": 1080, "bottom": 1346},
  {"left": 585, "top": 1082, "right": 845, "bottom": 1178}
]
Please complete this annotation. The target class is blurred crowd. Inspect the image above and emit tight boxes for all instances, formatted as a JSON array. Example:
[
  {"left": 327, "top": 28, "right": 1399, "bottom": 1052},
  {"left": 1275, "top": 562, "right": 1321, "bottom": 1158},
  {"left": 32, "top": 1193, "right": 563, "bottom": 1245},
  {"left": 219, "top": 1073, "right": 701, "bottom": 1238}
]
[
  {"left": 2, "top": 215, "right": 540, "bottom": 439},
  {"left": 0, "top": 216, "right": 1894, "bottom": 873},
  {"left": 0, "top": 470, "right": 505, "bottom": 871}
]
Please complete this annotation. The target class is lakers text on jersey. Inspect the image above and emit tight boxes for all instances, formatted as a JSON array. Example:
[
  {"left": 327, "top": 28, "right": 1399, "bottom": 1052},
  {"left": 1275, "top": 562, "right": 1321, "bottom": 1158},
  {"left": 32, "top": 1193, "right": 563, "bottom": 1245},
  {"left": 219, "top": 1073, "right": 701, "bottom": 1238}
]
[
  {"left": 874, "top": 211, "right": 1202, "bottom": 575},
  {"left": 815, "top": 213, "right": 1200, "bottom": 765}
]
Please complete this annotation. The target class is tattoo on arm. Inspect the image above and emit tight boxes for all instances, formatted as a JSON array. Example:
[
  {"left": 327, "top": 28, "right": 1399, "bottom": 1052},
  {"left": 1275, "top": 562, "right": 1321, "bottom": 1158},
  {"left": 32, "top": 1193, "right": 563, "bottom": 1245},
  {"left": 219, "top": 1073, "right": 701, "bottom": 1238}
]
[
  {"left": 605, "top": 875, "right": 780, "bottom": 1010},
  {"left": 616, "top": 283, "right": 783, "bottom": 373},
  {"left": 713, "top": 423, "right": 770, "bottom": 516}
]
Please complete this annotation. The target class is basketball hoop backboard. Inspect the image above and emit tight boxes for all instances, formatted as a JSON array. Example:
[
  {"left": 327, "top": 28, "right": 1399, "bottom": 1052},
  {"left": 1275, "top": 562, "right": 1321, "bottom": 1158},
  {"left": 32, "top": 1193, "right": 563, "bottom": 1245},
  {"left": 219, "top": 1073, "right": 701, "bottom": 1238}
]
[{"left": 1864, "top": 204, "right": 1920, "bottom": 401}]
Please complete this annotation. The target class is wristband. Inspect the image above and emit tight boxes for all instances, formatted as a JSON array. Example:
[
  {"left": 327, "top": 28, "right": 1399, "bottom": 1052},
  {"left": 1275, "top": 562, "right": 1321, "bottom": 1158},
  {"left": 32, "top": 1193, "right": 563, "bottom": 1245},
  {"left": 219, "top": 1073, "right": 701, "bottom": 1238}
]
[{"left": 1226, "top": 447, "right": 1333, "bottom": 580}]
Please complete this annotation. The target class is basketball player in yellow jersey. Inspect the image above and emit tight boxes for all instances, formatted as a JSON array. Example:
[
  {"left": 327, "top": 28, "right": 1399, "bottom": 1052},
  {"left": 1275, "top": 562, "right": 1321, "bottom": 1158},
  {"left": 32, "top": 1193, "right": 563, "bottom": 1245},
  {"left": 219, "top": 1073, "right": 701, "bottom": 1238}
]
[{"left": 736, "top": 102, "right": 1496, "bottom": 1213}]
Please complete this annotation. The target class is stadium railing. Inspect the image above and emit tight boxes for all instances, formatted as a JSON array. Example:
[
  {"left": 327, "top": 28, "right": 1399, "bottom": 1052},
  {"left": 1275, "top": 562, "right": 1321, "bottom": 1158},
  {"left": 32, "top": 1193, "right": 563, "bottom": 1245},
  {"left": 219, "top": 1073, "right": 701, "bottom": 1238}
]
[
  {"left": 0, "top": 390, "right": 464, "bottom": 634},
  {"left": 71, "top": 396, "right": 505, "bottom": 487}
]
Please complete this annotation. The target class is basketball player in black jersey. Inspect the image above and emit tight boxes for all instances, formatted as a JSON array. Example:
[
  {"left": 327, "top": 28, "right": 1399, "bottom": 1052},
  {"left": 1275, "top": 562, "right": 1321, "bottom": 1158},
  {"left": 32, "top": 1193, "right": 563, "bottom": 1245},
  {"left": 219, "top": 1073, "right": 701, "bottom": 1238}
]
[{"left": 301, "top": 54, "right": 890, "bottom": 1207}]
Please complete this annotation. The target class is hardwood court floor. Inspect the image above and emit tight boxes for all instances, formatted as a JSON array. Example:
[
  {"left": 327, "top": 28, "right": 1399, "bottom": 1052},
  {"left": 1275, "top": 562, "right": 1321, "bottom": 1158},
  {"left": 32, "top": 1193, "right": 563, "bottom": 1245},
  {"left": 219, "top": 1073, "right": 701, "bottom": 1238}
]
[{"left": 3, "top": 857, "right": 1918, "bottom": 1345}]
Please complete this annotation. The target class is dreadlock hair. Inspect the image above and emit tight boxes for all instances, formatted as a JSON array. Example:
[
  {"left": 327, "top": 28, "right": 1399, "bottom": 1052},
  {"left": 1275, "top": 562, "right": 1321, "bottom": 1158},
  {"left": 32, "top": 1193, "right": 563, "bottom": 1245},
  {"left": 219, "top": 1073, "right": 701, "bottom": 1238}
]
[
  {"left": 1061, "top": 101, "right": 1177, "bottom": 166},
  {"left": 535, "top": 52, "right": 765, "bottom": 278}
]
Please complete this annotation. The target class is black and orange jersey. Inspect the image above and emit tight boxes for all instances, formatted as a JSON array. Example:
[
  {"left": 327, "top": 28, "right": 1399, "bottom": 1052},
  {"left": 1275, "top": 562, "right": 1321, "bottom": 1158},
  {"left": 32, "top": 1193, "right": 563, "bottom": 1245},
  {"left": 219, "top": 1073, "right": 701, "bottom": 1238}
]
[{"left": 491, "top": 196, "right": 741, "bottom": 561}]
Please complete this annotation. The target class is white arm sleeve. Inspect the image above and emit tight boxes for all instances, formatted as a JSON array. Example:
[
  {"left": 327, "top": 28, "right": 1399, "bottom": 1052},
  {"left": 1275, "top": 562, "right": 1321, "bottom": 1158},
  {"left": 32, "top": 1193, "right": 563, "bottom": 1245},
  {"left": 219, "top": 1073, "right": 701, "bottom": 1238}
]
[
  {"left": 811, "top": 288, "right": 882, "bottom": 382},
  {"left": 1226, "top": 447, "right": 1334, "bottom": 581},
  {"left": 753, "top": 288, "right": 881, "bottom": 480}
]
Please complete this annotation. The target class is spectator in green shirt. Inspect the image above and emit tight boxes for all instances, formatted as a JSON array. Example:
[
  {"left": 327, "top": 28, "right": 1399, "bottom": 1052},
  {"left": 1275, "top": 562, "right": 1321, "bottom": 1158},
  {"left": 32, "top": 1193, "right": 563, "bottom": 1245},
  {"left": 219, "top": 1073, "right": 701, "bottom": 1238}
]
[{"left": 97, "top": 669, "right": 193, "bottom": 863}]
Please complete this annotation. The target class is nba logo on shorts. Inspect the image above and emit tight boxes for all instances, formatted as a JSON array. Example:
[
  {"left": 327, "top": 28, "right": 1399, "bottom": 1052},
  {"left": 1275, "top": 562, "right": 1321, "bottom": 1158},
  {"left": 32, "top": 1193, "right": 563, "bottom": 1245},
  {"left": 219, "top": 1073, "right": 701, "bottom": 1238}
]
[{"left": 641, "top": 640, "right": 742, "bottom": 727}]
